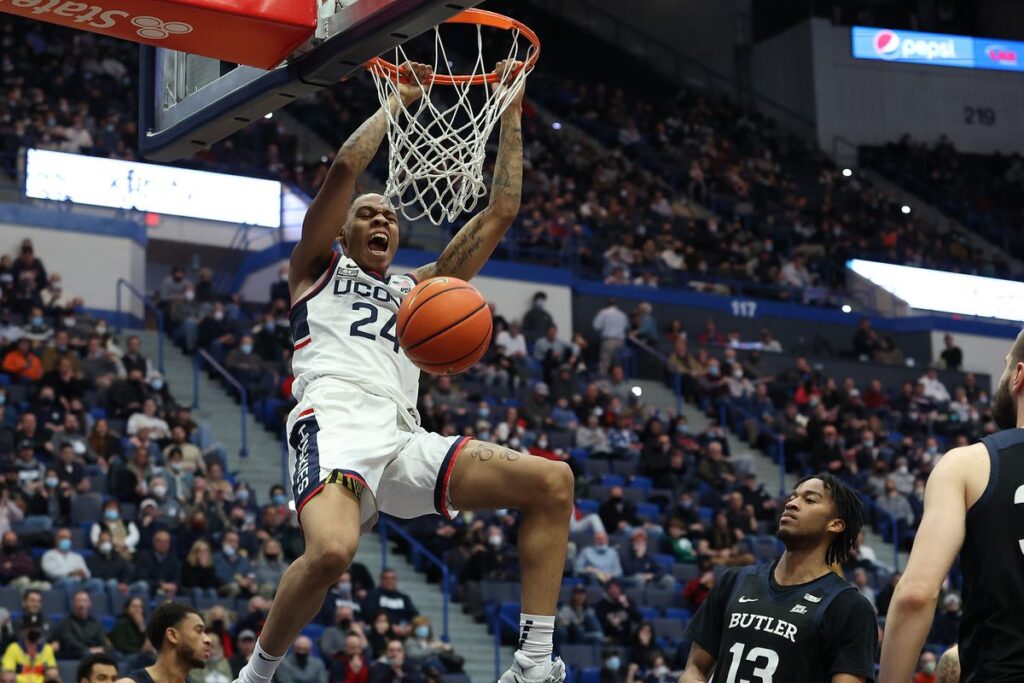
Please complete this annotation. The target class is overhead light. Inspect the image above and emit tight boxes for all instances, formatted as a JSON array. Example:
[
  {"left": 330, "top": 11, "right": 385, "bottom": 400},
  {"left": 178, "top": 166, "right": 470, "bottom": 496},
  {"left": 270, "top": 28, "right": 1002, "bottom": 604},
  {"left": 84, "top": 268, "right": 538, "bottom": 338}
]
[
  {"left": 842, "top": 168, "right": 853, "bottom": 177},
  {"left": 631, "top": 386, "right": 642, "bottom": 397},
  {"left": 552, "top": 122, "right": 562, "bottom": 130},
  {"left": 901, "top": 205, "right": 911, "bottom": 214},
  {"left": 841, "top": 304, "right": 852, "bottom": 313},
  {"left": 264, "top": 112, "right": 273, "bottom": 119}
]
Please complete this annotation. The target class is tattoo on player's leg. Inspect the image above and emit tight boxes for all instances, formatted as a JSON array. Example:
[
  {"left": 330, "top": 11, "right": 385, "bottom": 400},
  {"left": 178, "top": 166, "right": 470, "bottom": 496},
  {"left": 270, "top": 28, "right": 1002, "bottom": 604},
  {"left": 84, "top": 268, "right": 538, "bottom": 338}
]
[{"left": 500, "top": 449, "right": 520, "bottom": 461}]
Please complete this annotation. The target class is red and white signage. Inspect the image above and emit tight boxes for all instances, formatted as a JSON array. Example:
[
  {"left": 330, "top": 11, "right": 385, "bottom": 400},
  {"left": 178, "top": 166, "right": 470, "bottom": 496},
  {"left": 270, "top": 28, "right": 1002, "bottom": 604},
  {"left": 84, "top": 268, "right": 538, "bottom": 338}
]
[{"left": 0, "top": 0, "right": 316, "bottom": 69}]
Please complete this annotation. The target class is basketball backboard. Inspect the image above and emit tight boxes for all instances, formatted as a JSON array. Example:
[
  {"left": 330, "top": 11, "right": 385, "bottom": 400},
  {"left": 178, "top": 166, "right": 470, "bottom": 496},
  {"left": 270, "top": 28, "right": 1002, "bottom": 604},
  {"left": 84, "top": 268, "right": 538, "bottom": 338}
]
[{"left": 139, "top": 0, "right": 483, "bottom": 162}]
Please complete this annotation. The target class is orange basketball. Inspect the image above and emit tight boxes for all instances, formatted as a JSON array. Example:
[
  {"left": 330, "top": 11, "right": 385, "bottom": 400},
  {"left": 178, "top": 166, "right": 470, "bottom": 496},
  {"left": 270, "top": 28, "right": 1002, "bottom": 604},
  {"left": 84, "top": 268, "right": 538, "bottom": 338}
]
[{"left": 397, "top": 276, "right": 493, "bottom": 375}]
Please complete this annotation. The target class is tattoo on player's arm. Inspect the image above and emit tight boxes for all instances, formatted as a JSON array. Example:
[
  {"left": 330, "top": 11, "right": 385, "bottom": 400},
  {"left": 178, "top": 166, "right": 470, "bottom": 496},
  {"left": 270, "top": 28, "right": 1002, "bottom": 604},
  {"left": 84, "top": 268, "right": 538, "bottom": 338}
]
[
  {"left": 469, "top": 444, "right": 496, "bottom": 461},
  {"left": 935, "top": 648, "right": 960, "bottom": 683}
]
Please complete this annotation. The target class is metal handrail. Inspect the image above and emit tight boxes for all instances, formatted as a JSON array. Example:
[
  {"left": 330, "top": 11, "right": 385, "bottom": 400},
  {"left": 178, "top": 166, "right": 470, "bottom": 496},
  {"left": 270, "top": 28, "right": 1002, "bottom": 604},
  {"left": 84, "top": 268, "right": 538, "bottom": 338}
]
[
  {"left": 192, "top": 348, "right": 249, "bottom": 458},
  {"left": 114, "top": 278, "right": 165, "bottom": 374},
  {"left": 493, "top": 611, "right": 519, "bottom": 680},
  {"left": 378, "top": 516, "right": 450, "bottom": 643}
]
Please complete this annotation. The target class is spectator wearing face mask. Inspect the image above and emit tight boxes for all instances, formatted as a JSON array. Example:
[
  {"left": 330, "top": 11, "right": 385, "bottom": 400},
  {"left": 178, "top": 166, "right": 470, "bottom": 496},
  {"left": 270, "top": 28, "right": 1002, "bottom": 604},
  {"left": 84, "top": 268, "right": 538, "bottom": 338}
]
[
  {"left": 575, "top": 531, "right": 623, "bottom": 584},
  {"left": 86, "top": 530, "right": 143, "bottom": 595},
  {"left": 598, "top": 486, "right": 639, "bottom": 533},
  {"left": 253, "top": 539, "right": 287, "bottom": 598},
  {"left": 599, "top": 650, "right": 626, "bottom": 683},
  {"left": 213, "top": 531, "right": 256, "bottom": 598},
  {"left": 89, "top": 500, "right": 140, "bottom": 559},
  {"left": 2, "top": 614, "right": 56, "bottom": 683},
  {"left": 41, "top": 528, "right": 102, "bottom": 592},
  {"left": 522, "top": 292, "right": 554, "bottom": 346},
  {"left": 198, "top": 303, "right": 237, "bottom": 358},
  {"left": 913, "top": 651, "right": 938, "bottom": 683},
  {"left": 404, "top": 615, "right": 453, "bottom": 670}
]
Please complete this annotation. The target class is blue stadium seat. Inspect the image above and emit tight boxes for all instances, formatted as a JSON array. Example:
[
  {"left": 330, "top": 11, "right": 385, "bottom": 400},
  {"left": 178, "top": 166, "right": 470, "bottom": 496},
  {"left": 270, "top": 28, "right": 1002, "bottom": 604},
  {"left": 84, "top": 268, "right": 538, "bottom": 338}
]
[
  {"left": 664, "top": 608, "right": 691, "bottom": 621},
  {"left": 583, "top": 460, "right": 610, "bottom": 477},
  {"left": 630, "top": 476, "right": 652, "bottom": 492},
  {"left": 697, "top": 506, "right": 714, "bottom": 525},
  {"left": 654, "top": 554, "right": 675, "bottom": 574},
  {"left": 576, "top": 500, "right": 599, "bottom": 516},
  {"left": 578, "top": 668, "right": 601, "bottom": 683},
  {"left": 635, "top": 503, "right": 661, "bottom": 523},
  {"left": 99, "top": 615, "right": 115, "bottom": 631},
  {"left": 600, "top": 474, "right": 624, "bottom": 487},
  {"left": 41, "top": 588, "right": 67, "bottom": 614},
  {"left": 570, "top": 448, "right": 590, "bottom": 462},
  {"left": 638, "top": 606, "right": 659, "bottom": 622},
  {"left": 653, "top": 618, "right": 686, "bottom": 643}
]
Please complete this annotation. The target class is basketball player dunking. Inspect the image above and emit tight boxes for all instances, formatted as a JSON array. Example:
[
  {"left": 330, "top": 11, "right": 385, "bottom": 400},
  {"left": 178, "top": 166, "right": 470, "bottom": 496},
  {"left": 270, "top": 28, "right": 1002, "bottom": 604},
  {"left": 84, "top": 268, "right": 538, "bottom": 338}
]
[
  {"left": 233, "top": 61, "right": 573, "bottom": 683},
  {"left": 116, "top": 603, "right": 212, "bottom": 683},
  {"left": 880, "top": 333, "right": 1024, "bottom": 682},
  {"left": 681, "top": 474, "right": 878, "bottom": 682}
]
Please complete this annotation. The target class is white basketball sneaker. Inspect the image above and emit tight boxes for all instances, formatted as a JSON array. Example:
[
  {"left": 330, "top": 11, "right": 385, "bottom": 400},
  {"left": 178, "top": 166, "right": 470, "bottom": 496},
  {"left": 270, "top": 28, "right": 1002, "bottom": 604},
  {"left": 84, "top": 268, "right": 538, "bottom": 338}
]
[{"left": 498, "top": 652, "right": 567, "bottom": 683}]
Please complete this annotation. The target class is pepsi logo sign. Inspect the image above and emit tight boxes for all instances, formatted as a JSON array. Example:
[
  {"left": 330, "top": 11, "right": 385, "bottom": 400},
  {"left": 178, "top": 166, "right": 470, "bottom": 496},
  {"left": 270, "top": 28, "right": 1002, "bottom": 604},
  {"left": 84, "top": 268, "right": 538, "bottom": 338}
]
[
  {"left": 985, "top": 44, "right": 1018, "bottom": 66},
  {"left": 874, "top": 29, "right": 901, "bottom": 58}
]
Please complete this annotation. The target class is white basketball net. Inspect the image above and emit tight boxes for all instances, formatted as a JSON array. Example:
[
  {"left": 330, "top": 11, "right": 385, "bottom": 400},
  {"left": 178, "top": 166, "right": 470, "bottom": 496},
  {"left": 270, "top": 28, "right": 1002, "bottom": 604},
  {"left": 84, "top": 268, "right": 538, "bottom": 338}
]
[{"left": 369, "top": 23, "right": 535, "bottom": 225}]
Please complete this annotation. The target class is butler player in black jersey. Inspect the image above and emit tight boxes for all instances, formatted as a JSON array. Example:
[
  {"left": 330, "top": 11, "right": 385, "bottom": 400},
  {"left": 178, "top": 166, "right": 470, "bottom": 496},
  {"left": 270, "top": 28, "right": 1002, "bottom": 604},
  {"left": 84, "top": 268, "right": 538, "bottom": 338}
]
[
  {"left": 115, "top": 602, "right": 212, "bottom": 683},
  {"left": 880, "top": 332, "right": 1024, "bottom": 683},
  {"left": 681, "top": 474, "right": 877, "bottom": 682}
]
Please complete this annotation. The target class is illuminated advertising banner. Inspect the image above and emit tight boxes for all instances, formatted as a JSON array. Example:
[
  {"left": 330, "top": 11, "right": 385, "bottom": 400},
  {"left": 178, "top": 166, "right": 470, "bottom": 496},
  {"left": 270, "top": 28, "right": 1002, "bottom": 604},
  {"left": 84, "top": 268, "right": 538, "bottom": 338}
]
[
  {"left": 851, "top": 26, "right": 1024, "bottom": 73},
  {"left": 25, "top": 149, "right": 282, "bottom": 228},
  {"left": 848, "top": 259, "right": 1024, "bottom": 323}
]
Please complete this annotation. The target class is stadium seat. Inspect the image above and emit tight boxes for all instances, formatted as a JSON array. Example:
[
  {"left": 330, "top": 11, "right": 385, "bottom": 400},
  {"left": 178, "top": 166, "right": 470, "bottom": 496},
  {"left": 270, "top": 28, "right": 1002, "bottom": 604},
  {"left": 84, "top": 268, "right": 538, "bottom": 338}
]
[
  {"left": 58, "top": 661, "right": 78, "bottom": 683},
  {"left": 673, "top": 563, "right": 700, "bottom": 584},
  {"left": 653, "top": 618, "right": 687, "bottom": 643},
  {"left": 664, "top": 608, "right": 691, "bottom": 621},
  {"left": 42, "top": 588, "right": 68, "bottom": 614},
  {"left": 638, "top": 606, "right": 659, "bottom": 622},
  {"left": 600, "top": 474, "right": 624, "bottom": 488},
  {"left": 559, "top": 644, "right": 599, "bottom": 670},
  {"left": 578, "top": 668, "right": 601, "bottom": 683},
  {"left": 0, "top": 586, "right": 20, "bottom": 612},
  {"left": 70, "top": 493, "right": 103, "bottom": 525},
  {"left": 576, "top": 500, "right": 599, "bottom": 516},
  {"left": 636, "top": 503, "right": 661, "bottom": 523},
  {"left": 645, "top": 588, "right": 679, "bottom": 610}
]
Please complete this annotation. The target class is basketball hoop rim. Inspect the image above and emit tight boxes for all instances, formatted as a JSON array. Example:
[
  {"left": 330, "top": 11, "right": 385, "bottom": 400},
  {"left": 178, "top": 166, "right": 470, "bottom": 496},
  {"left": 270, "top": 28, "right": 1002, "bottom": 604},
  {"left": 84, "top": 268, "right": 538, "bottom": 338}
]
[{"left": 366, "top": 8, "right": 540, "bottom": 86}]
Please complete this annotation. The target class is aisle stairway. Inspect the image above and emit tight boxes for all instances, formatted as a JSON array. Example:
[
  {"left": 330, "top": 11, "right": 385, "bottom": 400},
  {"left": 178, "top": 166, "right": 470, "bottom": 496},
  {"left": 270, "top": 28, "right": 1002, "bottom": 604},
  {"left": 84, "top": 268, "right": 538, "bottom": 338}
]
[
  {"left": 357, "top": 532, "right": 512, "bottom": 683},
  {"left": 136, "top": 326, "right": 504, "bottom": 681},
  {"left": 136, "top": 329, "right": 283, "bottom": 497}
]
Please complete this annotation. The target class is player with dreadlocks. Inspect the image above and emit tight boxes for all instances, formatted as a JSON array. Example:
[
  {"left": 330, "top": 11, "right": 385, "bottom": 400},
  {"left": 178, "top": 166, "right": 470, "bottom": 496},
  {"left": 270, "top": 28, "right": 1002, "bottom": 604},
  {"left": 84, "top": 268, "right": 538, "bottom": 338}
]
[{"left": 681, "top": 474, "right": 878, "bottom": 683}]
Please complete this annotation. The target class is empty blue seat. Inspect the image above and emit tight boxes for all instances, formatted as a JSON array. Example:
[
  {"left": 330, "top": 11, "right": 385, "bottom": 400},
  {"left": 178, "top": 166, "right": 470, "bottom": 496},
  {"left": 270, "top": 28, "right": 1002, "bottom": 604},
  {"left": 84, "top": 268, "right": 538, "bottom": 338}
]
[
  {"left": 664, "top": 607, "right": 691, "bottom": 621},
  {"left": 654, "top": 554, "right": 675, "bottom": 574},
  {"left": 600, "top": 474, "right": 624, "bottom": 487},
  {"left": 638, "top": 606, "right": 659, "bottom": 622},
  {"left": 636, "top": 503, "right": 661, "bottom": 522},
  {"left": 576, "top": 500, "right": 599, "bottom": 516},
  {"left": 579, "top": 668, "right": 601, "bottom": 683},
  {"left": 630, "top": 476, "right": 652, "bottom": 491}
]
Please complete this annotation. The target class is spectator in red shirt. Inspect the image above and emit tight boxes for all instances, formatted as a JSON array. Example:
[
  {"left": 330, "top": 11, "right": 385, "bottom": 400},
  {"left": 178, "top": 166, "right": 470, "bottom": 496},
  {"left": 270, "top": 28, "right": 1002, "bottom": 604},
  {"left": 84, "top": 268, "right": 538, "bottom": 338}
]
[{"left": 2, "top": 338, "right": 42, "bottom": 382}]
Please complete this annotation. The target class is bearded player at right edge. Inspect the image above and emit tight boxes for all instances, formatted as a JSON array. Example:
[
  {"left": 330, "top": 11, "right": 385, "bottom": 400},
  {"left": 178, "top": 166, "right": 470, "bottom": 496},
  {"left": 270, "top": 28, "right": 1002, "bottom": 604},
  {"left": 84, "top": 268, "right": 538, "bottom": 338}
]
[{"left": 880, "top": 332, "right": 1024, "bottom": 683}]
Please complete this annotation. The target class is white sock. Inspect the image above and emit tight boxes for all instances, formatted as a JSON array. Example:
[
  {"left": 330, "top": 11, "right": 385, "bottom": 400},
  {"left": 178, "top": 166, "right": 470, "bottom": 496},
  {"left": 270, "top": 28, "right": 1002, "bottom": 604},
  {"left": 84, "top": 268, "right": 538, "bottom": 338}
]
[
  {"left": 518, "top": 613, "right": 555, "bottom": 666},
  {"left": 241, "top": 640, "right": 285, "bottom": 683}
]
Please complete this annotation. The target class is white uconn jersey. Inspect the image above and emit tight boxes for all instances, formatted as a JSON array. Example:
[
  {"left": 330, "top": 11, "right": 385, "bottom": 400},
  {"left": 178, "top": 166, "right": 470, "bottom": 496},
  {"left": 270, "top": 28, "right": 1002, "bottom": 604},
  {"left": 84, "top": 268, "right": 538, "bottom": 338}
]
[{"left": 289, "top": 251, "right": 421, "bottom": 425}]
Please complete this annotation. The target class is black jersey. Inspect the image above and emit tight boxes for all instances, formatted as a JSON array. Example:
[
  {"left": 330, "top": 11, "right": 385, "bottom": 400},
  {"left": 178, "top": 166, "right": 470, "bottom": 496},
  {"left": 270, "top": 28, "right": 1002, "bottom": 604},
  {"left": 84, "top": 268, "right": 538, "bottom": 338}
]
[
  {"left": 959, "top": 429, "right": 1024, "bottom": 682},
  {"left": 125, "top": 669, "right": 192, "bottom": 683},
  {"left": 686, "top": 562, "right": 877, "bottom": 682}
]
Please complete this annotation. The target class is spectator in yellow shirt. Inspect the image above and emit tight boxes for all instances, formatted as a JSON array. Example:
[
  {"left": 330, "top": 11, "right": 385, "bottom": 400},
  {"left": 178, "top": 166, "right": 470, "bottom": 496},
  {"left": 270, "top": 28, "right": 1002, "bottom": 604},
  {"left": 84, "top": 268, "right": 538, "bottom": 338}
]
[{"left": 2, "top": 616, "right": 56, "bottom": 683}]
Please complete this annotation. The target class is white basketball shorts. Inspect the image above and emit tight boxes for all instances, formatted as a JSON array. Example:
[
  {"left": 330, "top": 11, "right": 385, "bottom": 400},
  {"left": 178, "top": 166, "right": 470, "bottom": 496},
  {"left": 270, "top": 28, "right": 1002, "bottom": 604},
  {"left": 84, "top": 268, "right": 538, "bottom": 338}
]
[{"left": 286, "top": 379, "right": 471, "bottom": 532}]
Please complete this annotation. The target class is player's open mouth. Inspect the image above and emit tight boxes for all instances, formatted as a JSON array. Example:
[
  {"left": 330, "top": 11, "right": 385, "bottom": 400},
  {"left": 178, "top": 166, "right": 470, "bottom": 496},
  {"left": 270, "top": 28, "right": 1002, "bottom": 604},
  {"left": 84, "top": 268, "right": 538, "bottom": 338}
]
[{"left": 367, "top": 232, "right": 390, "bottom": 255}]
